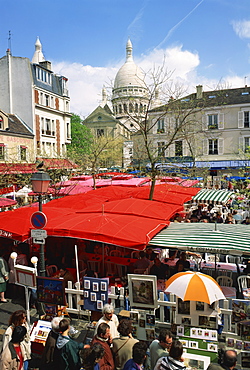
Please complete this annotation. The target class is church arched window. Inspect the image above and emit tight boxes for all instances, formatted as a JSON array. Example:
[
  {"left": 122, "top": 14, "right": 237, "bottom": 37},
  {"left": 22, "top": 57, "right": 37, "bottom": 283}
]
[
  {"left": 123, "top": 104, "right": 127, "bottom": 113},
  {"left": 135, "top": 103, "right": 138, "bottom": 113},
  {"left": 119, "top": 105, "right": 122, "bottom": 114},
  {"left": 129, "top": 103, "right": 133, "bottom": 113}
]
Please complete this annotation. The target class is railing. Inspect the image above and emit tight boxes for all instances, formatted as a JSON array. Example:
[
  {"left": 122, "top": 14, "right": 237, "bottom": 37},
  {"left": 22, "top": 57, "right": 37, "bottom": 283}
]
[{"left": 65, "top": 283, "right": 234, "bottom": 335}]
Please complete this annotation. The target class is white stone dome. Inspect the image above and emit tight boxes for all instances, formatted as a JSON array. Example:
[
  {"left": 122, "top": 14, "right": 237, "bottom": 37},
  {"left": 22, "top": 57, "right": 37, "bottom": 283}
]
[{"left": 114, "top": 39, "right": 146, "bottom": 89}]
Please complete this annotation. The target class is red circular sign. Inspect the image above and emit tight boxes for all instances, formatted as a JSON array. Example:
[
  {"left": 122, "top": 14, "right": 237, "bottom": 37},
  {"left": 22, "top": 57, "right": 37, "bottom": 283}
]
[{"left": 30, "top": 211, "right": 47, "bottom": 229}]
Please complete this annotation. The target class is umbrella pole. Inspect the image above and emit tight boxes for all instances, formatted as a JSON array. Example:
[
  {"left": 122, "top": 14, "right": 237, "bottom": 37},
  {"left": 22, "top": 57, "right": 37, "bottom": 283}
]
[
  {"left": 75, "top": 245, "right": 80, "bottom": 284},
  {"left": 214, "top": 253, "right": 217, "bottom": 278}
]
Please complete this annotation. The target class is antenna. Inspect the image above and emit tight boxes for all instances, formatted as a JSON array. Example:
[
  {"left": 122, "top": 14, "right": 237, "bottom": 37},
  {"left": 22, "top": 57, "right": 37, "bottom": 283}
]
[
  {"left": 8, "top": 30, "right": 12, "bottom": 53},
  {"left": 244, "top": 76, "right": 248, "bottom": 87}
]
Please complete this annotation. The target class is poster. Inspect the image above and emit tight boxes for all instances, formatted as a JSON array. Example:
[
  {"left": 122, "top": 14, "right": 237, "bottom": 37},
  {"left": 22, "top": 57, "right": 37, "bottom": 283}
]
[{"left": 83, "top": 277, "right": 109, "bottom": 311}]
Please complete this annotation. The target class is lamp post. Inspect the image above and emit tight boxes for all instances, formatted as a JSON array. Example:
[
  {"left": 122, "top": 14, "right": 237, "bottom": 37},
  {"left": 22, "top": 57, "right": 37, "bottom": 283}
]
[{"left": 30, "top": 170, "right": 51, "bottom": 276}]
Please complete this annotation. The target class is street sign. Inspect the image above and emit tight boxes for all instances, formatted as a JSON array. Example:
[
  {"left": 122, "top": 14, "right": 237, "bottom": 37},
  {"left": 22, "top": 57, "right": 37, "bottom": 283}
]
[
  {"left": 31, "top": 229, "right": 47, "bottom": 238},
  {"left": 30, "top": 211, "right": 47, "bottom": 229},
  {"left": 33, "top": 238, "right": 45, "bottom": 244}
]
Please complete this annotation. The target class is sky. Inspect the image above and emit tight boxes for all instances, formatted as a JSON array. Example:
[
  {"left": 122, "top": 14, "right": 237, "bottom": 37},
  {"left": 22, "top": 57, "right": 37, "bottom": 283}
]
[{"left": 1, "top": 0, "right": 250, "bottom": 118}]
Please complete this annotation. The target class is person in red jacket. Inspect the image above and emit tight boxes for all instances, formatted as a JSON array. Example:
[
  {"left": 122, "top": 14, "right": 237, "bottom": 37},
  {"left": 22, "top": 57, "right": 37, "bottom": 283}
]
[{"left": 91, "top": 323, "right": 114, "bottom": 370}]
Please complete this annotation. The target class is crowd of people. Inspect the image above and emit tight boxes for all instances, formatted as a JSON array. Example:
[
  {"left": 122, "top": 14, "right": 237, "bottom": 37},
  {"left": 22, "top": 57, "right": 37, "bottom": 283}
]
[{"left": 0, "top": 304, "right": 238, "bottom": 370}]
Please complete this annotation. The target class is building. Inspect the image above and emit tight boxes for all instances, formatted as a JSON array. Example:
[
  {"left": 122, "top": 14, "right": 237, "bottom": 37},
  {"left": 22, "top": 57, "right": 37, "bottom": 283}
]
[
  {"left": 147, "top": 85, "right": 250, "bottom": 180},
  {"left": 0, "top": 38, "right": 71, "bottom": 163}
]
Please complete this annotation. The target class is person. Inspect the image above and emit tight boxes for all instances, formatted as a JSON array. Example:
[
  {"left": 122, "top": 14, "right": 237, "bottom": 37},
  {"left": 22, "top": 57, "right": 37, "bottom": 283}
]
[
  {"left": 112, "top": 319, "right": 138, "bottom": 370},
  {"left": 0, "top": 255, "right": 9, "bottom": 302},
  {"left": 2, "top": 310, "right": 31, "bottom": 370},
  {"left": 242, "top": 217, "right": 250, "bottom": 225},
  {"left": 58, "top": 264, "right": 75, "bottom": 286},
  {"left": 206, "top": 349, "right": 237, "bottom": 370},
  {"left": 150, "top": 258, "right": 169, "bottom": 280},
  {"left": 40, "top": 316, "right": 63, "bottom": 370},
  {"left": 175, "top": 252, "right": 191, "bottom": 273},
  {"left": 94, "top": 304, "right": 119, "bottom": 339},
  {"left": 154, "top": 340, "right": 186, "bottom": 370},
  {"left": 0, "top": 325, "right": 27, "bottom": 370},
  {"left": 91, "top": 323, "right": 115, "bottom": 370},
  {"left": 56, "top": 318, "right": 84, "bottom": 370},
  {"left": 133, "top": 251, "right": 150, "bottom": 271},
  {"left": 149, "top": 329, "right": 173, "bottom": 369},
  {"left": 123, "top": 341, "right": 148, "bottom": 370},
  {"left": 80, "top": 343, "right": 104, "bottom": 370}
]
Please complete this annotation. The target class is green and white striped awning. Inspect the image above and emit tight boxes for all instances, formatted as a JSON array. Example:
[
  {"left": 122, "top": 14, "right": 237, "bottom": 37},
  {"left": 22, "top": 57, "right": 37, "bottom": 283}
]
[
  {"left": 193, "top": 189, "right": 234, "bottom": 203},
  {"left": 149, "top": 222, "right": 250, "bottom": 256}
]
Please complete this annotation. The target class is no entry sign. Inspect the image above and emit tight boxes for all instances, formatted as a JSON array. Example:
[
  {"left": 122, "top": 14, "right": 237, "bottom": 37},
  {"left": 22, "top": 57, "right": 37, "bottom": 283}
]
[{"left": 30, "top": 211, "right": 47, "bottom": 229}]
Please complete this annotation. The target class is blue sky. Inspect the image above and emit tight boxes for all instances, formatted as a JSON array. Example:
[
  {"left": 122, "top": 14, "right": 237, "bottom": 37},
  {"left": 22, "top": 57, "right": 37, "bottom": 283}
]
[{"left": 1, "top": 0, "right": 250, "bottom": 117}]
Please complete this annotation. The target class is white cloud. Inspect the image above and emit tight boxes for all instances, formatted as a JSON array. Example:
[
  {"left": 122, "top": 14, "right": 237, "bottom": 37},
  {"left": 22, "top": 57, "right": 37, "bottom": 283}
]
[
  {"left": 232, "top": 19, "right": 250, "bottom": 39},
  {"left": 52, "top": 44, "right": 248, "bottom": 118}
]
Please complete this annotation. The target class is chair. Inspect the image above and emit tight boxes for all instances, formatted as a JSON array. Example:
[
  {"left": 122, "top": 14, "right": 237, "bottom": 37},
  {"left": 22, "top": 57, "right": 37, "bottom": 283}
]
[
  {"left": 110, "top": 250, "right": 121, "bottom": 257},
  {"left": 131, "top": 251, "right": 140, "bottom": 259},
  {"left": 46, "top": 265, "right": 58, "bottom": 277},
  {"left": 216, "top": 276, "right": 233, "bottom": 287},
  {"left": 237, "top": 275, "right": 250, "bottom": 293},
  {"left": 218, "top": 269, "right": 233, "bottom": 279}
]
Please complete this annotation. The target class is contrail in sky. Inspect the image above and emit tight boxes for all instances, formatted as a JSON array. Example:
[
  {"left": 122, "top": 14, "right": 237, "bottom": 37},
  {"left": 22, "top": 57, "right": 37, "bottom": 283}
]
[{"left": 156, "top": 0, "right": 205, "bottom": 49}]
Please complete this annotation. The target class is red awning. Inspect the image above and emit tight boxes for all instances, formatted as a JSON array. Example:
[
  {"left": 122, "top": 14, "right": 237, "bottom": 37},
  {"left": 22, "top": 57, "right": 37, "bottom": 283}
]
[{"left": 0, "top": 163, "right": 36, "bottom": 174}]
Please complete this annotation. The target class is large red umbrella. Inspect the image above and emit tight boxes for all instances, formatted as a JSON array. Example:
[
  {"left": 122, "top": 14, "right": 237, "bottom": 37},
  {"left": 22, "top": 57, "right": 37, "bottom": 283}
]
[
  {"left": 0, "top": 206, "right": 75, "bottom": 241},
  {"left": 58, "top": 184, "right": 93, "bottom": 196},
  {"left": 0, "top": 198, "right": 17, "bottom": 207},
  {"left": 45, "top": 212, "right": 169, "bottom": 249},
  {"left": 77, "top": 198, "right": 182, "bottom": 221}
]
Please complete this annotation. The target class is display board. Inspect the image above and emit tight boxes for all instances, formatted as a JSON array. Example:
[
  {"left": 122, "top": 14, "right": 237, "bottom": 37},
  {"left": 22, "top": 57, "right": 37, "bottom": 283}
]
[
  {"left": 130, "top": 310, "right": 156, "bottom": 341},
  {"left": 15, "top": 264, "right": 36, "bottom": 288},
  {"left": 83, "top": 277, "right": 109, "bottom": 311}
]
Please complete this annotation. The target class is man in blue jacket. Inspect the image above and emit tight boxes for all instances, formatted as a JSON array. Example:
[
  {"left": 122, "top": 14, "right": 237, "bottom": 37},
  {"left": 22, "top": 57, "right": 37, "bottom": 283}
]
[{"left": 56, "top": 318, "right": 84, "bottom": 370}]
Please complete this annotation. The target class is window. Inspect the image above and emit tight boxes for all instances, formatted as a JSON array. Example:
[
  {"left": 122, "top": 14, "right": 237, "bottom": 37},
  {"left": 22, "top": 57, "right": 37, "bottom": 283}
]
[
  {"left": 175, "top": 141, "right": 183, "bottom": 156},
  {"left": 157, "top": 119, "right": 165, "bottom": 133},
  {"left": 208, "top": 114, "right": 218, "bottom": 129},
  {"left": 36, "top": 67, "right": 51, "bottom": 84},
  {"left": 20, "top": 146, "right": 27, "bottom": 160},
  {"left": 45, "top": 95, "right": 49, "bottom": 107},
  {"left": 245, "top": 137, "right": 250, "bottom": 153},
  {"left": 0, "top": 144, "right": 5, "bottom": 160},
  {"left": 123, "top": 104, "right": 127, "bottom": 113},
  {"left": 97, "top": 129, "right": 104, "bottom": 137},
  {"left": 0, "top": 116, "right": 3, "bottom": 129},
  {"left": 244, "top": 111, "right": 250, "bottom": 128},
  {"left": 135, "top": 103, "right": 138, "bottom": 113},
  {"left": 208, "top": 139, "right": 218, "bottom": 155},
  {"left": 157, "top": 142, "right": 165, "bottom": 157},
  {"left": 119, "top": 105, "right": 122, "bottom": 114},
  {"left": 129, "top": 103, "right": 133, "bottom": 113}
]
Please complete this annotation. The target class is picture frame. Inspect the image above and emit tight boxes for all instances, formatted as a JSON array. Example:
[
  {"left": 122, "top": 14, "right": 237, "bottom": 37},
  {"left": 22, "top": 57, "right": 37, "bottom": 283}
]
[
  {"left": 183, "top": 353, "right": 210, "bottom": 370},
  {"left": 91, "top": 292, "right": 96, "bottom": 301},
  {"left": 244, "top": 341, "right": 250, "bottom": 351},
  {"left": 196, "top": 301, "right": 204, "bottom": 311},
  {"left": 178, "top": 299, "right": 190, "bottom": 315},
  {"left": 189, "top": 341, "right": 198, "bottom": 349},
  {"left": 199, "top": 315, "right": 209, "bottom": 326},
  {"left": 97, "top": 300, "right": 103, "bottom": 310},
  {"left": 227, "top": 338, "right": 235, "bottom": 347},
  {"left": 101, "top": 282, "right": 107, "bottom": 291},
  {"left": 130, "top": 311, "right": 139, "bottom": 325},
  {"left": 44, "top": 304, "right": 58, "bottom": 316},
  {"left": 101, "top": 293, "right": 106, "bottom": 301},
  {"left": 93, "top": 282, "right": 99, "bottom": 292},
  {"left": 182, "top": 317, "right": 191, "bottom": 326},
  {"left": 128, "top": 274, "right": 158, "bottom": 309},
  {"left": 180, "top": 340, "right": 189, "bottom": 348},
  {"left": 177, "top": 326, "right": 184, "bottom": 336},
  {"left": 146, "top": 329, "right": 155, "bottom": 341},
  {"left": 84, "top": 279, "right": 90, "bottom": 290},
  {"left": 146, "top": 314, "right": 155, "bottom": 326},
  {"left": 235, "top": 340, "right": 243, "bottom": 350},
  {"left": 37, "top": 276, "right": 66, "bottom": 305},
  {"left": 207, "top": 343, "right": 218, "bottom": 352},
  {"left": 139, "top": 319, "right": 145, "bottom": 328},
  {"left": 84, "top": 291, "right": 89, "bottom": 298}
]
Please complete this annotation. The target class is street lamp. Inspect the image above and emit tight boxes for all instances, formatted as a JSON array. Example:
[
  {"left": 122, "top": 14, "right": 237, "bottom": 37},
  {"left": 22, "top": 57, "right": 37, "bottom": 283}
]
[{"left": 30, "top": 169, "right": 51, "bottom": 276}]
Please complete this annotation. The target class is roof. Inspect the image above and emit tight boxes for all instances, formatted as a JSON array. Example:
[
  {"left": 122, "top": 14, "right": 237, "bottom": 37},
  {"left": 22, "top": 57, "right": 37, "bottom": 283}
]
[
  {"left": 5, "top": 114, "right": 33, "bottom": 137},
  {"left": 193, "top": 189, "right": 234, "bottom": 202},
  {"left": 38, "top": 158, "right": 78, "bottom": 170},
  {"left": 149, "top": 222, "right": 250, "bottom": 256}
]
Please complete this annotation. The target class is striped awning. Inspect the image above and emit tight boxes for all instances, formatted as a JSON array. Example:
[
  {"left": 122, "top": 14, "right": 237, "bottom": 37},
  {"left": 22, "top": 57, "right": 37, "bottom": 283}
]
[
  {"left": 193, "top": 189, "right": 234, "bottom": 203},
  {"left": 149, "top": 223, "right": 250, "bottom": 256}
]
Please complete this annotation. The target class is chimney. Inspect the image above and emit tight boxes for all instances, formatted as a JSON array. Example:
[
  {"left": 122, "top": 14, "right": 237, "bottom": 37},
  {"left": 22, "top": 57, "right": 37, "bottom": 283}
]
[
  {"left": 39, "top": 61, "right": 52, "bottom": 71},
  {"left": 196, "top": 85, "right": 203, "bottom": 99}
]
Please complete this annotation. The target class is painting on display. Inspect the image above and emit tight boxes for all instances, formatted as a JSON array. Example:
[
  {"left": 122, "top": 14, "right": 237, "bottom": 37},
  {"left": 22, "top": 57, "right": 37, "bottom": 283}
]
[
  {"left": 83, "top": 277, "right": 109, "bottom": 311},
  {"left": 37, "top": 277, "right": 66, "bottom": 305},
  {"left": 128, "top": 274, "right": 158, "bottom": 309},
  {"left": 232, "top": 299, "right": 250, "bottom": 323}
]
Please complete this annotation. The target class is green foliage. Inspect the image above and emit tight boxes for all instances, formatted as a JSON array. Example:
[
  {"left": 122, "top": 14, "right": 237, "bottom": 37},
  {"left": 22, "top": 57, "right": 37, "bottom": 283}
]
[{"left": 67, "top": 114, "right": 93, "bottom": 163}]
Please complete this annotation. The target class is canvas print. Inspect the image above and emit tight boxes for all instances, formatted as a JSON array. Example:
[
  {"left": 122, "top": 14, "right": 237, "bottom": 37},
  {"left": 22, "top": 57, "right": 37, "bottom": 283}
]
[
  {"left": 97, "top": 300, "right": 103, "bottom": 310},
  {"left": 84, "top": 291, "right": 89, "bottom": 298},
  {"left": 227, "top": 338, "right": 235, "bottom": 347},
  {"left": 91, "top": 292, "right": 96, "bottom": 301},
  {"left": 128, "top": 274, "right": 157, "bottom": 309},
  {"left": 130, "top": 312, "right": 139, "bottom": 324},
  {"left": 37, "top": 277, "right": 65, "bottom": 305},
  {"left": 189, "top": 341, "right": 198, "bottom": 349},
  {"left": 196, "top": 301, "right": 204, "bottom": 311},
  {"left": 235, "top": 340, "right": 243, "bottom": 350},
  {"left": 139, "top": 319, "right": 145, "bottom": 328},
  {"left": 244, "top": 341, "right": 250, "bottom": 351},
  {"left": 84, "top": 279, "right": 90, "bottom": 290},
  {"left": 146, "top": 314, "right": 155, "bottom": 326},
  {"left": 146, "top": 329, "right": 155, "bottom": 341},
  {"left": 182, "top": 317, "right": 191, "bottom": 325},
  {"left": 101, "top": 282, "right": 107, "bottom": 291},
  {"left": 93, "top": 282, "right": 99, "bottom": 292},
  {"left": 178, "top": 299, "right": 190, "bottom": 315},
  {"left": 207, "top": 343, "right": 217, "bottom": 352},
  {"left": 177, "top": 326, "right": 184, "bottom": 336}
]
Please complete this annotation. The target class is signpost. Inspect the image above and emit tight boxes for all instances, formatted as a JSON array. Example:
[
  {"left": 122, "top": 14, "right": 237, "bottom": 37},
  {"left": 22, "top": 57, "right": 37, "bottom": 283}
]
[{"left": 31, "top": 211, "right": 47, "bottom": 276}]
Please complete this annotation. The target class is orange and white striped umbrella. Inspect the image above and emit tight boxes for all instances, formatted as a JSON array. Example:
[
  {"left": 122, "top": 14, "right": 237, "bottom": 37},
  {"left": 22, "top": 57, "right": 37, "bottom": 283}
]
[{"left": 165, "top": 271, "right": 225, "bottom": 304}]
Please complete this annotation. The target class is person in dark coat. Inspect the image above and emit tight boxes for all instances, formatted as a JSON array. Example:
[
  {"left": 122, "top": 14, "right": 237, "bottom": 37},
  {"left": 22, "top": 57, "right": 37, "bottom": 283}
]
[
  {"left": 123, "top": 341, "right": 147, "bottom": 370},
  {"left": 91, "top": 323, "right": 114, "bottom": 370},
  {"left": 40, "top": 317, "right": 63, "bottom": 370},
  {"left": 56, "top": 318, "right": 84, "bottom": 370},
  {"left": 206, "top": 350, "right": 237, "bottom": 370}
]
